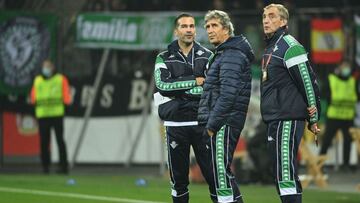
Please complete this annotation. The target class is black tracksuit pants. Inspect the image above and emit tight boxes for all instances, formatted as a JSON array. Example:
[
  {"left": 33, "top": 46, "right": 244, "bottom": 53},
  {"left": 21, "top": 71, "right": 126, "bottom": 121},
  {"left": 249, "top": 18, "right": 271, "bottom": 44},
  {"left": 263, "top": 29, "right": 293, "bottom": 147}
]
[
  {"left": 165, "top": 125, "right": 214, "bottom": 203},
  {"left": 267, "top": 120, "right": 304, "bottom": 203},
  {"left": 320, "top": 118, "right": 353, "bottom": 166},
  {"left": 38, "top": 116, "right": 68, "bottom": 173},
  {"left": 209, "top": 125, "right": 244, "bottom": 203}
]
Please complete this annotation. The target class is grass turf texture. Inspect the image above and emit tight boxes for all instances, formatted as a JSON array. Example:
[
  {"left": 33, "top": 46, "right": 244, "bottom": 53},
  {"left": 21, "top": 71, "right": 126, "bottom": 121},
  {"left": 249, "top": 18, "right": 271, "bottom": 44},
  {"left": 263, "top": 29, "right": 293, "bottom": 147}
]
[{"left": 0, "top": 174, "right": 359, "bottom": 203}]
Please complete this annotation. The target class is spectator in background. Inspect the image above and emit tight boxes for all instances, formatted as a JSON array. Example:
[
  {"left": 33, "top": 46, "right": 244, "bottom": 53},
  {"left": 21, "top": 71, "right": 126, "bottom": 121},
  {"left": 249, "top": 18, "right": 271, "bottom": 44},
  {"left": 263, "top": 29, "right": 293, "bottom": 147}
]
[
  {"left": 228, "top": 0, "right": 258, "bottom": 10},
  {"left": 31, "top": 59, "right": 71, "bottom": 174},
  {"left": 255, "top": 0, "right": 265, "bottom": 10},
  {"left": 229, "top": 0, "right": 241, "bottom": 10},
  {"left": 153, "top": 13, "right": 214, "bottom": 203},
  {"left": 212, "top": 0, "right": 225, "bottom": 10},
  {"left": 198, "top": 10, "right": 254, "bottom": 203},
  {"left": 260, "top": 4, "right": 321, "bottom": 203},
  {"left": 109, "top": 0, "right": 127, "bottom": 11},
  {"left": 258, "top": 0, "right": 293, "bottom": 11},
  {"left": 91, "top": 0, "right": 105, "bottom": 11},
  {"left": 320, "top": 60, "right": 358, "bottom": 171},
  {"left": 168, "top": 0, "right": 184, "bottom": 11}
]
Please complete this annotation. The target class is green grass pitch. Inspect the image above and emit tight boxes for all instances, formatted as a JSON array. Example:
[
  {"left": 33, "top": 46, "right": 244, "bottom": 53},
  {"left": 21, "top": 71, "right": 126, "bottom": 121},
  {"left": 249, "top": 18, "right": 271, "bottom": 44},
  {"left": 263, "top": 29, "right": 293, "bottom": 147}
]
[{"left": 0, "top": 174, "right": 359, "bottom": 203}]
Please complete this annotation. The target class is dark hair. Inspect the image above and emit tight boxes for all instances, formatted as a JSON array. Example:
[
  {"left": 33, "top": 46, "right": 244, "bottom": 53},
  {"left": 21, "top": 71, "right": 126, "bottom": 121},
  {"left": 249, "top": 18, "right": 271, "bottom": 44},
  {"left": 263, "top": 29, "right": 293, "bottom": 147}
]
[{"left": 174, "top": 13, "right": 195, "bottom": 28}]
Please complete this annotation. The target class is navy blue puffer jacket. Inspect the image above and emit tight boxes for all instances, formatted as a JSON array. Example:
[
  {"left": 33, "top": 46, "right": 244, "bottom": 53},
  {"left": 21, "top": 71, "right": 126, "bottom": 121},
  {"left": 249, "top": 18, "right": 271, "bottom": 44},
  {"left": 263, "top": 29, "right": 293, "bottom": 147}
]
[{"left": 198, "top": 35, "right": 254, "bottom": 132}]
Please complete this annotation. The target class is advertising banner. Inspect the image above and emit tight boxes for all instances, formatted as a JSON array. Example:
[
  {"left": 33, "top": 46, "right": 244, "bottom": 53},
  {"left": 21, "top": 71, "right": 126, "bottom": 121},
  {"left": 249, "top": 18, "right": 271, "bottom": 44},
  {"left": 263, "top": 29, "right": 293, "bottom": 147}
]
[
  {"left": 2, "top": 112, "right": 39, "bottom": 156},
  {"left": 76, "top": 12, "right": 210, "bottom": 50},
  {"left": 67, "top": 73, "right": 152, "bottom": 117}
]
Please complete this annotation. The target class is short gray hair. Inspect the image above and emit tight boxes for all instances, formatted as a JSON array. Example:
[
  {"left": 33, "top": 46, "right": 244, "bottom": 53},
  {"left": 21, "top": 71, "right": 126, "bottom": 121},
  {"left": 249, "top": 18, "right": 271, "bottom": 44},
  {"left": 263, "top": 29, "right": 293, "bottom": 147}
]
[
  {"left": 264, "top": 4, "right": 289, "bottom": 22},
  {"left": 204, "top": 10, "right": 234, "bottom": 36}
]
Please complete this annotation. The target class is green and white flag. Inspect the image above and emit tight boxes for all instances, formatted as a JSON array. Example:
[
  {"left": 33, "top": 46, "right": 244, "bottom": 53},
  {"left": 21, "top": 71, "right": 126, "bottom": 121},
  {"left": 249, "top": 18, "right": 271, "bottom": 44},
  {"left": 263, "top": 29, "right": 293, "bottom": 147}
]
[
  {"left": 0, "top": 11, "right": 57, "bottom": 95},
  {"left": 76, "top": 12, "right": 210, "bottom": 50}
]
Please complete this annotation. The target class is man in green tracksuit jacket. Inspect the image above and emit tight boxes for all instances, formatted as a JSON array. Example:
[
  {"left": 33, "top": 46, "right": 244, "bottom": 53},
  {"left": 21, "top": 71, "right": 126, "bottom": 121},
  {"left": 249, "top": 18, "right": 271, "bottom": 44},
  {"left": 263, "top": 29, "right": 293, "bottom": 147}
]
[{"left": 260, "top": 4, "right": 321, "bottom": 203}]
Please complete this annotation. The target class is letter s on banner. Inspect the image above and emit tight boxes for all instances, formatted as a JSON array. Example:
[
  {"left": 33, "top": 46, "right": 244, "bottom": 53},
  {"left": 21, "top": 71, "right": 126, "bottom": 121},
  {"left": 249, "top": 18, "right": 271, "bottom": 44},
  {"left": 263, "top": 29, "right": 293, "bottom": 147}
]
[{"left": 100, "top": 84, "right": 114, "bottom": 108}]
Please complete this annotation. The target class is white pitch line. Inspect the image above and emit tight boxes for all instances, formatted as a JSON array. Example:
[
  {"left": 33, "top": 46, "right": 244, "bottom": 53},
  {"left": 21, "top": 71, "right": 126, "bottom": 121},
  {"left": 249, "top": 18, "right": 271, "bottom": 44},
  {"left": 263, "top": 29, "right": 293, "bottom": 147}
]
[{"left": 0, "top": 186, "right": 166, "bottom": 203}]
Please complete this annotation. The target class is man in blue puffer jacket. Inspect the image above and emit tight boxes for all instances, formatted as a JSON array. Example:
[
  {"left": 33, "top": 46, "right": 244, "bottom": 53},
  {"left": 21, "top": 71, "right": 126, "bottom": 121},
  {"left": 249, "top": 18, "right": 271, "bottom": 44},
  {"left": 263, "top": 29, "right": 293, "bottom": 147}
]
[{"left": 198, "top": 10, "right": 254, "bottom": 203}]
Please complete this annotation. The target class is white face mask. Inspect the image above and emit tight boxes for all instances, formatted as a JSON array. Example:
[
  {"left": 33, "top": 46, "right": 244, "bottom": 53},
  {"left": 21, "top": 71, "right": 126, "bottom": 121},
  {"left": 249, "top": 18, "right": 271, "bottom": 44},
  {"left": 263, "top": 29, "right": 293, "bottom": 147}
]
[
  {"left": 341, "top": 67, "right": 351, "bottom": 77},
  {"left": 42, "top": 66, "right": 52, "bottom": 77}
]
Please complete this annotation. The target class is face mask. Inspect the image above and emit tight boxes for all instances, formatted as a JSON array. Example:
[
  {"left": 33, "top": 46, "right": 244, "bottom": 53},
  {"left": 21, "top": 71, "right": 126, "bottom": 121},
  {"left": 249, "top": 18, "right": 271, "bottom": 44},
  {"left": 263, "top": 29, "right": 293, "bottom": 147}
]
[
  {"left": 42, "top": 66, "right": 52, "bottom": 77},
  {"left": 340, "top": 67, "right": 351, "bottom": 77}
]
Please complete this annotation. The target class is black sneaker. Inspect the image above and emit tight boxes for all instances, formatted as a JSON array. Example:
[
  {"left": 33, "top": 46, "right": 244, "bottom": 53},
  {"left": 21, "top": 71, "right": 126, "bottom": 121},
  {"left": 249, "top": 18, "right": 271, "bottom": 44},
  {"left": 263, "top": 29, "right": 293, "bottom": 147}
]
[
  {"left": 340, "top": 164, "right": 351, "bottom": 172},
  {"left": 43, "top": 167, "right": 50, "bottom": 174}
]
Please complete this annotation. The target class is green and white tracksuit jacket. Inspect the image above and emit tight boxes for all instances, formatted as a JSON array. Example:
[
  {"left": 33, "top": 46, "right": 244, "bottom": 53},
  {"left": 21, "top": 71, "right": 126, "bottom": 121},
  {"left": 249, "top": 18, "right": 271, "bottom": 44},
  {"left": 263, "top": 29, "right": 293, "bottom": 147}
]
[{"left": 260, "top": 27, "right": 321, "bottom": 202}]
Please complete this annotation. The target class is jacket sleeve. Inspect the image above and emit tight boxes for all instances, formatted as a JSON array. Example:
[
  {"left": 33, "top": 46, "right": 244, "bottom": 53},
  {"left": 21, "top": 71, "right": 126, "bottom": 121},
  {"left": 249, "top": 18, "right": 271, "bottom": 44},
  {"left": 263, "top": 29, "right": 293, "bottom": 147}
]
[
  {"left": 357, "top": 77, "right": 360, "bottom": 101},
  {"left": 323, "top": 76, "right": 331, "bottom": 103},
  {"left": 206, "top": 51, "right": 248, "bottom": 132},
  {"left": 284, "top": 45, "right": 321, "bottom": 124},
  {"left": 184, "top": 52, "right": 213, "bottom": 97},
  {"left": 62, "top": 75, "right": 72, "bottom": 105},
  {"left": 153, "top": 53, "right": 197, "bottom": 97},
  {"left": 30, "top": 81, "right": 36, "bottom": 105},
  {"left": 185, "top": 86, "right": 203, "bottom": 96}
]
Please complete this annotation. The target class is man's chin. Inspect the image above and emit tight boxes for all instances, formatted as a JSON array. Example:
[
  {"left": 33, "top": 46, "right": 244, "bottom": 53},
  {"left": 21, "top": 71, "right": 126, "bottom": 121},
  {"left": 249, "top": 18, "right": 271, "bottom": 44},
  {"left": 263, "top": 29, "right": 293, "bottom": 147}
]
[
  {"left": 183, "top": 41, "right": 193, "bottom": 46},
  {"left": 210, "top": 41, "right": 220, "bottom": 47},
  {"left": 265, "top": 32, "right": 274, "bottom": 38}
]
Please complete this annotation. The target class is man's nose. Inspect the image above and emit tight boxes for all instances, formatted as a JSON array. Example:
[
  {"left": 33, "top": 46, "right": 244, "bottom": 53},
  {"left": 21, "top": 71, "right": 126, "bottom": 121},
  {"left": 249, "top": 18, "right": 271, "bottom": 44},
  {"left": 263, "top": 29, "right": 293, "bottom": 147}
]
[{"left": 263, "top": 16, "right": 270, "bottom": 24}]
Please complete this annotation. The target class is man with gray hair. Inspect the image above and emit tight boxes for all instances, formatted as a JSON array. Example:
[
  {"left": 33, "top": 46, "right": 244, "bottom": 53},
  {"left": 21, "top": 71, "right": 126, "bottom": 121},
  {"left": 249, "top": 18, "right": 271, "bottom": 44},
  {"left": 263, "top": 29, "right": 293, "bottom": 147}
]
[
  {"left": 198, "top": 10, "right": 254, "bottom": 203},
  {"left": 261, "top": 4, "right": 321, "bottom": 203}
]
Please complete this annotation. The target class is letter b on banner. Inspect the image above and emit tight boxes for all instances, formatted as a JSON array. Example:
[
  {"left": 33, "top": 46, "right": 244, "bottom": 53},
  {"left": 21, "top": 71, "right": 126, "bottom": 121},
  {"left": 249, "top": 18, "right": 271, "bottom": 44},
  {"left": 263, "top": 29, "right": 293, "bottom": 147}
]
[{"left": 128, "top": 79, "right": 147, "bottom": 110}]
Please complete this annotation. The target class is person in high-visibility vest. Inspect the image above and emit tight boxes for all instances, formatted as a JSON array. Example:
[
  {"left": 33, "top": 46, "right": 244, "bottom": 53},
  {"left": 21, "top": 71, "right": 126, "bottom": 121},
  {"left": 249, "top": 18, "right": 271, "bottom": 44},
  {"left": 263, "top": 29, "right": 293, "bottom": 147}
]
[
  {"left": 30, "top": 59, "right": 71, "bottom": 174},
  {"left": 320, "top": 60, "right": 358, "bottom": 171}
]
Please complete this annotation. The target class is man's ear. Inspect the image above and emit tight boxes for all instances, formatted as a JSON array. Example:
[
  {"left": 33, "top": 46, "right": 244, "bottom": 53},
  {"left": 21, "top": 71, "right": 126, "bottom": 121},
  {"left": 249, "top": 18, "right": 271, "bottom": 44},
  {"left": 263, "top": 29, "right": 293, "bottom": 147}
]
[
  {"left": 281, "top": 19, "right": 288, "bottom": 27},
  {"left": 222, "top": 28, "right": 228, "bottom": 35}
]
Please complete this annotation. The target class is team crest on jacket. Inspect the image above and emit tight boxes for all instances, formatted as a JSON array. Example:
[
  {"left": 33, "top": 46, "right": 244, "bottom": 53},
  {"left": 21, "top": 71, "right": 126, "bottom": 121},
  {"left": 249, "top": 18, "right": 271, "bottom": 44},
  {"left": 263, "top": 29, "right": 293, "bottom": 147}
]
[
  {"left": 196, "top": 50, "right": 204, "bottom": 56},
  {"left": 273, "top": 45, "right": 279, "bottom": 52}
]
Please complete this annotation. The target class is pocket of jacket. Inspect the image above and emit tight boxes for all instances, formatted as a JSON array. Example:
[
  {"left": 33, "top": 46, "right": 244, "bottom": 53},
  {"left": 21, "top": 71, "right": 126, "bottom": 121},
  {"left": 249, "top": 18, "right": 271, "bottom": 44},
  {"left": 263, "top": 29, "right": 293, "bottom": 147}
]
[{"left": 158, "top": 100, "right": 179, "bottom": 120}]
